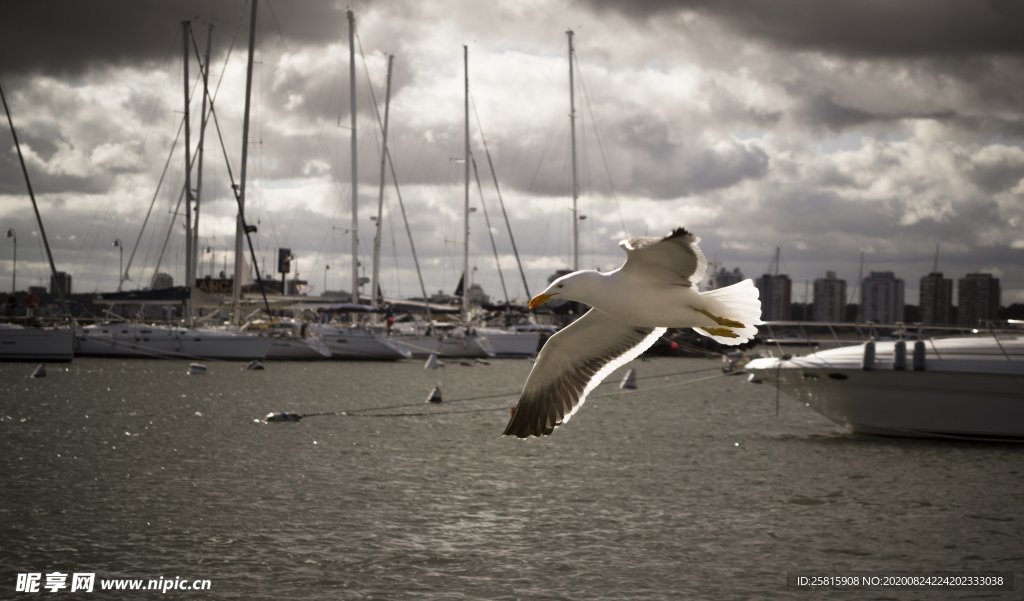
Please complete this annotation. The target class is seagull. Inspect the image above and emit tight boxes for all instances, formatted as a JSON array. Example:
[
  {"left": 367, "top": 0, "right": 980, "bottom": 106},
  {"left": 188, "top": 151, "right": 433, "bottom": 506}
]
[{"left": 503, "top": 227, "right": 762, "bottom": 438}]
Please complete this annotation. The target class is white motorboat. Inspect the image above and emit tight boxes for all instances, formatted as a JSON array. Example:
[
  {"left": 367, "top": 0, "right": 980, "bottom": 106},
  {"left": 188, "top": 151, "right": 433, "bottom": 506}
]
[
  {"left": 0, "top": 324, "right": 75, "bottom": 362},
  {"left": 746, "top": 332, "right": 1024, "bottom": 441},
  {"left": 310, "top": 323, "right": 411, "bottom": 360},
  {"left": 75, "top": 323, "right": 270, "bottom": 360}
]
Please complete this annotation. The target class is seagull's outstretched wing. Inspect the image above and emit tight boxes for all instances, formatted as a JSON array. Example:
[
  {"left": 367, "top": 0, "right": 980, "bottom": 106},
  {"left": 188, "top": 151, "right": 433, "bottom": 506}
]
[
  {"left": 503, "top": 309, "right": 666, "bottom": 438},
  {"left": 618, "top": 227, "right": 707, "bottom": 288}
]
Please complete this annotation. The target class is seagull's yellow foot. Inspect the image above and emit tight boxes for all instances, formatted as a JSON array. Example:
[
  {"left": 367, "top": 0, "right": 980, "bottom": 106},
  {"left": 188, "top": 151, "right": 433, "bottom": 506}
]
[
  {"left": 694, "top": 308, "right": 745, "bottom": 329},
  {"left": 704, "top": 327, "right": 739, "bottom": 338}
]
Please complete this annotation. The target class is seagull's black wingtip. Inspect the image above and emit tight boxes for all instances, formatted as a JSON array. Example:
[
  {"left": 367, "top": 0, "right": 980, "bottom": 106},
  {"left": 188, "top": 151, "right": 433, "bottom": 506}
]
[{"left": 666, "top": 227, "right": 695, "bottom": 240}]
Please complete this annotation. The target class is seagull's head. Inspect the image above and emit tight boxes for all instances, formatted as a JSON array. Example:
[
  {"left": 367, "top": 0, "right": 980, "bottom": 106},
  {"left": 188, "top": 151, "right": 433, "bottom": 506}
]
[{"left": 528, "top": 270, "right": 602, "bottom": 310}]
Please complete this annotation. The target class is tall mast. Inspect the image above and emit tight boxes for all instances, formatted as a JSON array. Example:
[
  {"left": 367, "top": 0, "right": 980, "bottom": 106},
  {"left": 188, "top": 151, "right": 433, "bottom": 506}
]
[
  {"left": 348, "top": 10, "right": 360, "bottom": 303},
  {"left": 233, "top": 0, "right": 258, "bottom": 324},
  {"left": 182, "top": 20, "right": 195, "bottom": 326},
  {"left": 463, "top": 45, "right": 471, "bottom": 319},
  {"left": 371, "top": 54, "right": 394, "bottom": 310},
  {"left": 193, "top": 23, "right": 213, "bottom": 282},
  {"left": 567, "top": 29, "right": 579, "bottom": 272}
]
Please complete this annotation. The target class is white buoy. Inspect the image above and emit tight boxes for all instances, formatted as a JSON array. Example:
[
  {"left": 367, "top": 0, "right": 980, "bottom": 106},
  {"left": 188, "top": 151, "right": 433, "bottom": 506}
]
[
  {"left": 426, "top": 385, "right": 443, "bottom": 404},
  {"left": 188, "top": 362, "right": 208, "bottom": 376},
  {"left": 245, "top": 360, "right": 265, "bottom": 371},
  {"left": 424, "top": 354, "right": 443, "bottom": 370},
  {"left": 30, "top": 364, "right": 46, "bottom": 378},
  {"left": 620, "top": 368, "right": 637, "bottom": 390}
]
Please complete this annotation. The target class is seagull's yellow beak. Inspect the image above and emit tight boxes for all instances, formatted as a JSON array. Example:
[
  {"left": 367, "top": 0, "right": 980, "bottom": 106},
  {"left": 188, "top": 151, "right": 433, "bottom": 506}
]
[{"left": 528, "top": 292, "right": 558, "bottom": 310}]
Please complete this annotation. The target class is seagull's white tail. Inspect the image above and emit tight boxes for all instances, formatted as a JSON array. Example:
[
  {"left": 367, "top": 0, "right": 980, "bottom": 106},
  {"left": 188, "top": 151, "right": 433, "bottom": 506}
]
[{"left": 693, "top": 279, "right": 762, "bottom": 346}]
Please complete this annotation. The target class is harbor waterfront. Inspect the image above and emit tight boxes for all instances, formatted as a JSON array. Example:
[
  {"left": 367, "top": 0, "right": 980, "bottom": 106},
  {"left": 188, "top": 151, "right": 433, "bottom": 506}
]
[{"left": 2, "top": 357, "right": 1022, "bottom": 599}]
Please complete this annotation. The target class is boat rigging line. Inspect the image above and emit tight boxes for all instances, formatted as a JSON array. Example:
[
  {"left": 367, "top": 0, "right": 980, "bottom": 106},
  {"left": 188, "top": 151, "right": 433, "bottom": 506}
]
[
  {"left": 469, "top": 94, "right": 532, "bottom": 299},
  {"left": 355, "top": 30, "right": 432, "bottom": 321},
  {"left": 0, "top": 76, "right": 73, "bottom": 324},
  {"left": 572, "top": 46, "right": 628, "bottom": 238},
  {"left": 470, "top": 155, "right": 511, "bottom": 307},
  {"left": 180, "top": 10, "right": 274, "bottom": 321}
]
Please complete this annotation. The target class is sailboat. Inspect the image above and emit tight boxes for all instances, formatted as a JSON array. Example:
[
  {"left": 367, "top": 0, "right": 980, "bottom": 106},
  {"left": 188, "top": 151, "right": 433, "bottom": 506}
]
[
  {"left": 472, "top": 30, "right": 598, "bottom": 357},
  {"left": 0, "top": 80, "right": 75, "bottom": 361},
  {"left": 303, "top": 9, "right": 411, "bottom": 361},
  {"left": 381, "top": 46, "right": 499, "bottom": 359},
  {"left": 75, "top": 13, "right": 269, "bottom": 360},
  {"left": 462, "top": 105, "right": 542, "bottom": 357}
]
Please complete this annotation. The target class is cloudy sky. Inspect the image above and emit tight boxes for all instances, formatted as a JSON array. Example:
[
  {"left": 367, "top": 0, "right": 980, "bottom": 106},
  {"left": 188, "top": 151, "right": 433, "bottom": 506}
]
[{"left": 2, "top": 0, "right": 1023, "bottom": 307}]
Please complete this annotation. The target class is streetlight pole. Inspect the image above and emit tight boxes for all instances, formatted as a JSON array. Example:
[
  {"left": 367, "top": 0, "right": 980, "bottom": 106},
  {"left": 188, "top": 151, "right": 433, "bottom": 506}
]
[
  {"left": 5, "top": 228, "right": 14, "bottom": 294},
  {"left": 112, "top": 238, "right": 123, "bottom": 292},
  {"left": 324, "top": 264, "right": 330, "bottom": 296}
]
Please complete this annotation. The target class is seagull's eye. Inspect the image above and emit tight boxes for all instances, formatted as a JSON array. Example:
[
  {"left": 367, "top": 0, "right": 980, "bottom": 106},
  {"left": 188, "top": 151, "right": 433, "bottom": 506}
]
[{"left": 557, "top": 284, "right": 563, "bottom": 289}]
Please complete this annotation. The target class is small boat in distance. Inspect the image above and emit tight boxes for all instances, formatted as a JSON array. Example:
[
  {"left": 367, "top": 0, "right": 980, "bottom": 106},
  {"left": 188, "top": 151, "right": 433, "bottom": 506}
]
[{"left": 746, "top": 323, "right": 1024, "bottom": 442}]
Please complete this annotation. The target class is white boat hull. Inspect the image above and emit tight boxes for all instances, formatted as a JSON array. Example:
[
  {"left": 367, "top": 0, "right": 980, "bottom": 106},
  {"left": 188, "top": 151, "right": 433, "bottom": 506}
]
[
  {"left": 264, "top": 337, "right": 332, "bottom": 360},
  {"left": 242, "top": 319, "right": 332, "bottom": 360},
  {"left": 0, "top": 326, "right": 74, "bottom": 362},
  {"left": 476, "top": 330, "right": 541, "bottom": 357},
  {"left": 75, "top": 324, "right": 270, "bottom": 360},
  {"left": 311, "top": 325, "right": 411, "bottom": 360},
  {"left": 767, "top": 368, "right": 1024, "bottom": 440},
  {"left": 747, "top": 335, "right": 1024, "bottom": 441},
  {"left": 393, "top": 334, "right": 495, "bottom": 358}
]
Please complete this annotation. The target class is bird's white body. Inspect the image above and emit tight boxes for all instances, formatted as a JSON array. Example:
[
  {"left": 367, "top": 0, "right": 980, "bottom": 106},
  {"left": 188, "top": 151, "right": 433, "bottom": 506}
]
[
  {"left": 540, "top": 268, "right": 761, "bottom": 345},
  {"left": 562, "top": 270, "right": 716, "bottom": 326},
  {"left": 505, "top": 227, "right": 762, "bottom": 437}
]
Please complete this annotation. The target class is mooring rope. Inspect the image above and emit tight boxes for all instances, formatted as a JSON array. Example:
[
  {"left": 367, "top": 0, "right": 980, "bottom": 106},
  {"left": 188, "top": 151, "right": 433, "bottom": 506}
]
[{"left": 265, "top": 365, "right": 729, "bottom": 421}]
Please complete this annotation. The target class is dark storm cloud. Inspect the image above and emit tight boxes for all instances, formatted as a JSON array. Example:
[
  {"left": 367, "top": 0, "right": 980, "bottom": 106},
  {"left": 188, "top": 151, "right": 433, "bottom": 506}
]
[
  {"left": 0, "top": 0, "right": 350, "bottom": 77},
  {"left": 2, "top": 0, "right": 1022, "bottom": 301},
  {"left": 793, "top": 95, "right": 956, "bottom": 131},
  {"left": 967, "top": 146, "right": 1024, "bottom": 193},
  {"left": 0, "top": 128, "right": 115, "bottom": 196},
  {"left": 580, "top": 0, "right": 1024, "bottom": 58}
]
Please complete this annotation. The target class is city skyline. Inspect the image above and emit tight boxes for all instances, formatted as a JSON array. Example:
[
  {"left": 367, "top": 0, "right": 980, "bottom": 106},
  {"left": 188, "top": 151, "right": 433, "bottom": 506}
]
[{"left": 712, "top": 264, "right": 1008, "bottom": 324}]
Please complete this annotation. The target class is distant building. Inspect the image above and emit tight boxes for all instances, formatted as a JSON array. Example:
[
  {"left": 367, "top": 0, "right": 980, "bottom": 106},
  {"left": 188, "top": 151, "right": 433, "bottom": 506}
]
[
  {"left": 813, "top": 271, "right": 846, "bottom": 322},
  {"left": 860, "top": 271, "right": 904, "bottom": 323},
  {"left": 756, "top": 273, "right": 792, "bottom": 321},
  {"left": 50, "top": 271, "right": 72, "bottom": 296},
  {"left": 711, "top": 267, "right": 744, "bottom": 289},
  {"left": 919, "top": 272, "right": 953, "bottom": 324},
  {"left": 958, "top": 273, "right": 1000, "bottom": 325}
]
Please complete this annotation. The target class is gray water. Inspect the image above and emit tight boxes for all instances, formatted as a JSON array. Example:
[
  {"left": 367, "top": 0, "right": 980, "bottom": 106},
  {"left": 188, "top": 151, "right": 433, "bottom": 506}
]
[{"left": 2, "top": 357, "right": 1021, "bottom": 600}]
